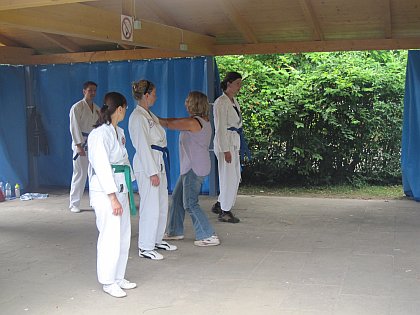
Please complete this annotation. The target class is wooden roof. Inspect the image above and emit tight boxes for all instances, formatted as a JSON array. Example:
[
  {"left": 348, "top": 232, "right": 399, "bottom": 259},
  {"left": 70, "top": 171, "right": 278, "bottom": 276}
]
[{"left": 1, "top": 0, "right": 420, "bottom": 65}]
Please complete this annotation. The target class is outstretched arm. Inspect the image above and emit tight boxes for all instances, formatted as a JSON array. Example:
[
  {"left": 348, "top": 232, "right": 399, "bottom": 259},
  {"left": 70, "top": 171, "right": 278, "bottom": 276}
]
[{"left": 159, "top": 117, "right": 202, "bottom": 132}]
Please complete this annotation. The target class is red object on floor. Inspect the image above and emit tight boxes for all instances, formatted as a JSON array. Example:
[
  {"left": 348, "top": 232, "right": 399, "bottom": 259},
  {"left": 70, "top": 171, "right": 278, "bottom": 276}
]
[{"left": 0, "top": 189, "right": 5, "bottom": 202}]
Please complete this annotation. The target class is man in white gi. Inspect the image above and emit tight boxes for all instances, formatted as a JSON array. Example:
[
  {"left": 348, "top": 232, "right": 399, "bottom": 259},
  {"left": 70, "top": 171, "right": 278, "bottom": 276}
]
[{"left": 69, "top": 81, "right": 100, "bottom": 213}]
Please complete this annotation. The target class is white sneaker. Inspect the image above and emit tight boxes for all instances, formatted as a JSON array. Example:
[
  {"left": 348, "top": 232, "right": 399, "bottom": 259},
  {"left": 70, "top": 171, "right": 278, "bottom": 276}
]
[
  {"left": 117, "top": 279, "right": 137, "bottom": 290},
  {"left": 163, "top": 233, "right": 184, "bottom": 240},
  {"left": 155, "top": 240, "right": 177, "bottom": 251},
  {"left": 70, "top": 206, "right": 80, "bottom": 213},
  {"left": 194, "top": 235, "right": 220, "bottom": 247},
  {"left": 103, "top": 283, "right": 126, "bottom": 298},
  {"left": 139, "top": 249, "right": 163, "bottom": 260}
]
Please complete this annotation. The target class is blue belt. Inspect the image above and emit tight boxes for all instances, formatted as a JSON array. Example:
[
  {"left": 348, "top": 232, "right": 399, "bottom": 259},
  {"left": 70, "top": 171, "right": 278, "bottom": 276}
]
[
  {"left": 151, "top": 145, "right": 170, "bottom": 190},
  {"left": 73, "top": 132, "right": 90, "bottom": 160},
  {"left": 227, "top": 127, "right": 252, "bottom": 162},
  {"left": 111, "top": 164, "right": 137, "bottom": 216}
]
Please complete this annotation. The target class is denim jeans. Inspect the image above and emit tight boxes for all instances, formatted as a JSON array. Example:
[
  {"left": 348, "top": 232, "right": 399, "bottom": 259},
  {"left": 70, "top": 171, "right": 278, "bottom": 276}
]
[{"left": 166, "top": 169, "right": 215, "bottom": 240}]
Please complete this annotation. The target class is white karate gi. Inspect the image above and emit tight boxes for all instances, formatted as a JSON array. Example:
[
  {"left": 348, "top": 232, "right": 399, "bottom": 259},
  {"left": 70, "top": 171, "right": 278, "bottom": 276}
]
[
  {"left": 88, "top": 124, "right": 132, "bottom": 285},
  {"left": 128, "top": 106, "right": 168, "bottom": 251},
  {"left": 69, "top": 99, "right": 100, "bottom": 209},
  {"left": 213, "top": 92, "right": 242, "bottom": 211}
]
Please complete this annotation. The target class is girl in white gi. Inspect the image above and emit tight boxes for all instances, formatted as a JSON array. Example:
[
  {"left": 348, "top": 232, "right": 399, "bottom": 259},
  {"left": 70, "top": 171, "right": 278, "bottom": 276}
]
[
  {"left": 88, "top": 92, "right": 136, "bottom": 298},
  {"left": 212, "top": 72, "right": 244, "bottom": 223},
  {"left": 128, "top": 80, "right": 177, "bottom": 260}
]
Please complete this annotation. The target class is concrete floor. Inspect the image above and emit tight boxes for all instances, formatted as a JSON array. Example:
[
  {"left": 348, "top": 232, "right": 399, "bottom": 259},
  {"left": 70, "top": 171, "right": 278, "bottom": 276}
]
[{"left": 1, "top": 190, "right": 420, "bottom": 315}]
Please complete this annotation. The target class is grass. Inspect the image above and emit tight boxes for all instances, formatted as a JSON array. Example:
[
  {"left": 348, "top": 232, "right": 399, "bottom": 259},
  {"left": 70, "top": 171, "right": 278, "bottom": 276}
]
[{"left": 238, "top": 184, "right": 406, "bottom": 200}]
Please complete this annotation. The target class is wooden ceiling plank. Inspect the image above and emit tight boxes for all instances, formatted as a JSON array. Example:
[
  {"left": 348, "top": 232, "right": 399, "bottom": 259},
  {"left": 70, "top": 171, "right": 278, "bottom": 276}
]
[
  {"left": 141, "top": 0, "right": 179, "bottom": 27},
  {"left": 40, "top": 33, "right": 81, "bottom": 52},
  {"left": 298, "top": 0, "right": 324, "bottom": 41},
  {"left": 0, "top": 3, "right": 215, "bottom": 55},
  {"left": 214, "top": 38, "right": 420, "bottom": 55},
  {"left": 218, "top": 0, "right": 258, "bottom": 44},
  {"left": 0, "top": 0, "right": 98, "bottom": 11},
  {"left": 384, "top": 0, "right": 392, "bottom": 39}
]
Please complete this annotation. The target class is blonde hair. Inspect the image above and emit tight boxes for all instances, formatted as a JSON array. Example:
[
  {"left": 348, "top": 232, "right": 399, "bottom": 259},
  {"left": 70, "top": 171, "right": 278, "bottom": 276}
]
[
  {"left": 186, "top": 91, "right": 209, "bottom": 117},
  {"left": 132, "top": 80, "right": 155, "bottom": 101}
]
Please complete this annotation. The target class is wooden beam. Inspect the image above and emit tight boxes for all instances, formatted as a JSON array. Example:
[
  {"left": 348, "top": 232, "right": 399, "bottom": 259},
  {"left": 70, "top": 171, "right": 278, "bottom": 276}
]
[
  {"left": 0, "top": 33, "right": 23, "bottom": 46},
  {"left": 1, "top": 48, "right": 195, "bottom": 65},
  {"left": 0, "top": 0, "right": 98, "bottom": 10},
  {"left": 384, "top": 0, "right": 392, "bottom": 39},
  {"left": 218, "top": 0, "right": 258, "bottom": 44},
  {"left": 0, "top": 46, "right": 35, "bottom": 63},
  {"left": 214, "top": 38, "right": 420, "bottom": 55},
  {"left": 0, "top": 3, "right": 215, "bottom": 55},
  {"left": 298, "top": 0, "right": 324, "bottom": 41},
  {"left": 40, "top": 33, "right": 81, "bottom": 52}
]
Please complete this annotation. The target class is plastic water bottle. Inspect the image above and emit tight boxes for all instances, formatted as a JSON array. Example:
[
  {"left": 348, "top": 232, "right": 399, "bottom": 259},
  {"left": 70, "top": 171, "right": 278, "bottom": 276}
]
[
  {"left": 15, "top": 184, "right": 20, "bottom": 198},
  {"left": 5, "top": 182, "right": 11, "bottom": 200}
]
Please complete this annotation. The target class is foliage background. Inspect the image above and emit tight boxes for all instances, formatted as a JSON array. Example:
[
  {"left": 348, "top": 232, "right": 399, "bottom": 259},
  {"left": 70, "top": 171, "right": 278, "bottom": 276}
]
[{"left": 216, "top": 51, "right": 407, "bottom": 186}]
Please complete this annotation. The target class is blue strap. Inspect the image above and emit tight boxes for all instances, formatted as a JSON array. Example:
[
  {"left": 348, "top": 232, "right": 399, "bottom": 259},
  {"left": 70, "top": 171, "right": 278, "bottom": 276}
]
[
  {"left": 73, "top": 132, "right": 90, "bottom": 160},
  {"left": 151, "top": 145, "right": 171, "bottom": 190},
  {"left": 227, "top": 127, "right": 252, "bottom": 162}
]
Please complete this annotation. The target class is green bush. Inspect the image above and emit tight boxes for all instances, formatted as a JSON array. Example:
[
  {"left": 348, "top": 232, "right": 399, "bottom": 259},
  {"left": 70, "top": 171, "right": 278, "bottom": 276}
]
[{"left": 216, "top": 51, "right": 407, "bottom": 186}]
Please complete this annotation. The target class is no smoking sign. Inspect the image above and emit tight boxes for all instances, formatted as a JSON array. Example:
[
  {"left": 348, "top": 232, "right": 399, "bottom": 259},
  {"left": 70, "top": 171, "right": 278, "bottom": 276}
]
[{"left": 121, "top": 15, "right": 133, "bottom": 42}]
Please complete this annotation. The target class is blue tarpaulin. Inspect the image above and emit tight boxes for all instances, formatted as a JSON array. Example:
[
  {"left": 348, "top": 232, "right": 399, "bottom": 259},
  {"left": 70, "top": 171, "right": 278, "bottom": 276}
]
[
  {"left": 0, "top": 57, "right": 215, "bottom": 194},
  {"left": 0, "top": 66, "right": 29, "bottom": 191},
  {"left": 402, "top": 50, "right": 420, "bottom": 201}
]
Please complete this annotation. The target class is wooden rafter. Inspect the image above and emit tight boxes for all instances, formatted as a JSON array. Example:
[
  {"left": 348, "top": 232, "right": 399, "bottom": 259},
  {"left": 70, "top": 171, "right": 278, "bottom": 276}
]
[
  {"left": 0, "top": 3, "right": 215, "bottom": 55},
  {"left": 298, "top": 0, "right": 324, "bottom": 41},
  {"left": 40, "top": 33, "right": 81, "bottom": 52},
  {"left": 218, "top": 0, "right": 258, "bottom": 44},
  {"left": 0, "top": 0, "right": 98, "bottom": 11}
]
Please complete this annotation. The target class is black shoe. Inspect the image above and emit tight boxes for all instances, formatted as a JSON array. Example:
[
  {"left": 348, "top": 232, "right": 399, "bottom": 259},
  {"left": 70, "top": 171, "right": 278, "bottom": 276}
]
[
  {"left": 211, "top": 201, "right": 222, "bottom": 214},
  {"left": 218, "top": 210, "right": 240, "bottom": 223}
]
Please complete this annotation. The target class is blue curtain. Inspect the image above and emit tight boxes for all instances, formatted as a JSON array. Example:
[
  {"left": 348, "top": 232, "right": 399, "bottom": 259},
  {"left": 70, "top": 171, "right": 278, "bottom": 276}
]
[
  {"left": 0, "top": 66, "right": 29, "bottom": 191},
  {"left": 30, "top": 57, "right": 210, "bottom": 193},
  {"left": 402, "top": 50, "right": 420, "bottom": 201}
]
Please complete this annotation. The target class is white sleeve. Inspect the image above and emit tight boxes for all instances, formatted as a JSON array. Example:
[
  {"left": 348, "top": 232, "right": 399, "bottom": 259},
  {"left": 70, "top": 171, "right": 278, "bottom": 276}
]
[
  {"left": 88, "top": 130, "right": 118, "bottom": 195},
  {"left": 69, "top": 103, "right": 84, "bottom": 145},
  {"left": 214, "top": 98, "right": 230, "bottom": 153},
  {"left": 129, "top": 113, "right": 159, "bottom": 177}
]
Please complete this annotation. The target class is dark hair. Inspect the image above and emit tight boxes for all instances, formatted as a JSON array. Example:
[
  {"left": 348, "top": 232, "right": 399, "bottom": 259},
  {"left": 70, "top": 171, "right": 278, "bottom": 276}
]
[
  {"left": 83, "top": 81, "right": 97, "bottom": 89},
  {"left": 95, "top": 92, "right": 127, "bottom": 127},
  {"left": 132, "top": 80, "right": 155, "bottom": 100},
  {"left": 220, "top": 71, "right": 242, "bottom": 91}
]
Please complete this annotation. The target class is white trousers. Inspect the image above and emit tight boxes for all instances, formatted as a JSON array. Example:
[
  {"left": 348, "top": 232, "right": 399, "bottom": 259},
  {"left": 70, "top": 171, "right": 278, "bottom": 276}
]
[
  {"left": 90, "top": 190, "right": 131, "bottom": 285},
  {"left": 216, "top": 150, "right": 241, "bottom": 211},
  {"left": 69, "top": 152, "right": 88, "bottom": 208},
  {"left": 135, "top": 171, "right": 168, "bottom": 250}
]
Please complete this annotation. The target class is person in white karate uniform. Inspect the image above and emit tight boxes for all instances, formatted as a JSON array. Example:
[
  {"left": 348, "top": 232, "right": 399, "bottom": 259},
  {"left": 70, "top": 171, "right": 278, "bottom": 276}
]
[
  {"left": 128, "top": 79, "right": 177, "bottom": 260},
  {"left": 211, "top": 72, "right": 245, "bottom": 223},
  {"left": 69, "top": 81, "right": 100, "bottom": 213},
  {"left": 88, "top": 92, "right": 136, "bottom": 298}
]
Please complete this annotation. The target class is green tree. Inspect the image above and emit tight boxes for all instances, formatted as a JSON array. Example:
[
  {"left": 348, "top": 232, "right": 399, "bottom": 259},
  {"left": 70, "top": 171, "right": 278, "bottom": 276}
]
[{"left": 216, "top": 51, "right": 407, "bottom": 186}]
